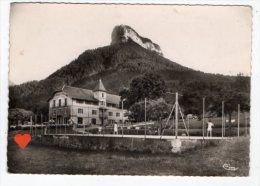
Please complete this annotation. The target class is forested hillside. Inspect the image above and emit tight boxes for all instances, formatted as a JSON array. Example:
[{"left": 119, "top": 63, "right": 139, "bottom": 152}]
[{"left": 9, "top": 41, "right": 248, "bottom": 116}]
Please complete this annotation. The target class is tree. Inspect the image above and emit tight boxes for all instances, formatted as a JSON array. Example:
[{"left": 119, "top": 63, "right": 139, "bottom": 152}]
[
  {"left": 180, "top": 78, "right": 250, "bottom": 126},
  {"left": 147, "top": 98, "right": 171, "bottom": 134},
  {"left": 147, "top": 98, "right": 170, "bottom": 121},
  {"left": 8, "top": 108, "right": 34, "bottom": 126},
  {"left": 128, "top": 101, "right": 145, "bottom": 123},
  {"left": 208, "top": 85, "right": 250, "bottom": 136},
  {"left": 232, "top": 73, "right": 250, "bottom": 93},
  {"left": 210, "top": 88, "right": 250, "bottom": 122},
  {"left": 128, "top": 98, "right": 170, "bottom": 124},
  {"left": 180, "top": 81, "right": 223, "bottom": 117},
  {"left": 120, "top": 73, "right": 166, "bottom": 108}
]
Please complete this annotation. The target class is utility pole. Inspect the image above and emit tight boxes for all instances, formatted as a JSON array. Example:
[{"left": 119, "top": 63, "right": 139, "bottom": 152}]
[{"left": 175, "top": 92, "right": 178, "bottom": 139}]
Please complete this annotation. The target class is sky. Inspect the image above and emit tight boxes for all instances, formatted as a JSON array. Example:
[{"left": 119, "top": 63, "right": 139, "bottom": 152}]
[{"left": 9, "top": 4, "right": 252, "bottom": 85}]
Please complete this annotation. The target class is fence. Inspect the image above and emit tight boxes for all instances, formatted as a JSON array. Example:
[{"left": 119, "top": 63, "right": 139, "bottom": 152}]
[{"left": 10, "top": 114, "right": 250, "bottom": 138}]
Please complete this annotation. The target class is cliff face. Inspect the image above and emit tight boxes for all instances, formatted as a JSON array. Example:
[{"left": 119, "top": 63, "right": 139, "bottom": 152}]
[{"left": 111, "top": 25, "right": 163, "bottom": 56}]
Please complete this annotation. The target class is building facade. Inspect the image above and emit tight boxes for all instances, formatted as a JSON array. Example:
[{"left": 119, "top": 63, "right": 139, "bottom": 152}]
[{"left": 48, "top": 79, "right": 128, "bottom": 126}]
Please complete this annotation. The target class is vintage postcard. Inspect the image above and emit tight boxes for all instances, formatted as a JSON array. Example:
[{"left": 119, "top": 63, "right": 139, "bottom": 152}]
[{"left": 0, "top": 1, "right": 260, "bottom": 186}]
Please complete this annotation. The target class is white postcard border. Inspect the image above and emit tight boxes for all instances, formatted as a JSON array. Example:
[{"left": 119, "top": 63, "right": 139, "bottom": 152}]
[{"left": 0, "top": 1, "right": 259, "bottom": 186}]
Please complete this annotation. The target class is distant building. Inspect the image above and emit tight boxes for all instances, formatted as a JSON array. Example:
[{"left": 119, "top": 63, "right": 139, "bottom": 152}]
[{"left": 48, "top": 79, "right": 128, "bottom": 126}]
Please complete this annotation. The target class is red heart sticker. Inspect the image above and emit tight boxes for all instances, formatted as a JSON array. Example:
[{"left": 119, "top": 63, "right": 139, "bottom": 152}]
[{"left": 14, "top": 133, "right": 31, "bottom": 149}]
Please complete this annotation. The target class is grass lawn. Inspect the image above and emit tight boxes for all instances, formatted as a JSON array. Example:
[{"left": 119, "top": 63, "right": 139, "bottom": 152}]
[{"left": 8, "top": 132, "right": 249, "bottom": 176}]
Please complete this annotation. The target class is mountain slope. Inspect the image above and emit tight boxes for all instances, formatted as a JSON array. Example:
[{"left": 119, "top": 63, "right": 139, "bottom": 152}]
[
  {"left": 9, "top": 33, "right": 236, "bottom": 115},
  {"left": 47, "top": 41, "right": 187, "bottom": 85}
]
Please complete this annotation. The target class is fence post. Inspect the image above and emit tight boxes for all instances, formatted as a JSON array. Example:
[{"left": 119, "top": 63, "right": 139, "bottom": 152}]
[
  {"left": 30, "top": 116, "right": 33, "bottom": 135},
  {"left": 245, "top": 112, "right": 247, "bottom": 136},
  {"left": 202, "top": 98, "right": 205, "bottom": 140},
  {"left": 175, "top": 93, "right": 179, "bottom": 139},
  {"left": 40, "top": 114, "right": 43, "bottom": 135},
  {"left": 187, "top": 117, "right": 190, "bottom": 138},
  {"left": 238, "top": 104, "right": 240, "bottom": 137},
  {"left": 222, "top": 101, "right": 226, "bottom": 138},
  {"left": 145, "top": 97, "right": 147, "bottom": 139}
]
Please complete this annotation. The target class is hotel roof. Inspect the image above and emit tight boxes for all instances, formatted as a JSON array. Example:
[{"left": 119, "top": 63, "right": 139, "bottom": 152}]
[
  {"left": 49, "top": 84, "right": 121, "bottom": 105},
  {"left": 63, "top": 86, "right": 98, "bottom": 102}
]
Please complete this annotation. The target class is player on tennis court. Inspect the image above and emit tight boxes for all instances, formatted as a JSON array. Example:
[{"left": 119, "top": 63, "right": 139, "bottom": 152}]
[{"left": 207, "top": 120, "right": 214, "bottom": 137}]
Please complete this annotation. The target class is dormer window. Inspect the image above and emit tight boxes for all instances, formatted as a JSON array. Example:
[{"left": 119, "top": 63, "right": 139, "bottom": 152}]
[
  {"left": 102, "top": 93, "right": 104, "bottom": 98},
  {"left": 59, "top": 99, "right": 61, "bottom": 107},
  {"left": 53, "top": 100, "right": 56, "bottom": 107},
  {"left": 78, "top": 108, "right": 83, "bottom": 114}
]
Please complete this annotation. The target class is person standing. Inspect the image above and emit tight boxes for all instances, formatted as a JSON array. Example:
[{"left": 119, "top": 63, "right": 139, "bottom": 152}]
[
  {"left": 98, "top": 126, "right": 102, "bottom": 134},
  {"left": 207, "top": 120, "right": 214, "bottom": 137},
  {"left": 114, "top": 122, "right": 118, "bottom": 135},
  {"left": 44, "top": 125, "right": 47, "bottom": 135}
]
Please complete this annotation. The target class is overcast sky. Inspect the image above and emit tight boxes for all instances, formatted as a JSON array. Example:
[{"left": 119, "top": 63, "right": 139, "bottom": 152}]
[{"left": 9, "top": 4, "right": 252, "bottom": 85}]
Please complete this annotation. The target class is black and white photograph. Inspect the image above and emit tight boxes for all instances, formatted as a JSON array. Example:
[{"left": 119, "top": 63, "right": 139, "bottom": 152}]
[{"left": 1, "top": 2, "right": 259, "bottom": 181}]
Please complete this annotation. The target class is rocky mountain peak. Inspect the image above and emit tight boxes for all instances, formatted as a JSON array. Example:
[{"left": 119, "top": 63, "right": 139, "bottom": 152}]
[{"left": 111, "top": 25, "right": 163, "bottom": 56}]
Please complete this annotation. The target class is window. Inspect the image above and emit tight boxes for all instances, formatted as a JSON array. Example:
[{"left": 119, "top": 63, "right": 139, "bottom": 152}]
[
  {"left": 78, "top": 108, "right": 83, "bottom": 114},
  {"left": 92, "top": 110, "right": 97, "bottom": 115},
  {"left": 91, "top": 118, "right": 96, "bottom": 124},
  {"left": 78, "top": 117, "right": 83, "bottom": 124},
  {"left": 53, "top": 110, "right": 56, "bottom": 115},
  {"left": 53, "top": 100, "right": 56, "bottom": 107},
  {"left": 64, "top": 117, "right": 68, "bottom": 124},
  {"left": 100, "top": 101, "right": 104, "bottom": 105},
  {"left": 108, "top": 112, "right": 113, "bottom": 116},
  {"left": 102, "top": 93, "right": 104, "bottom": 98},
  {"left": 65, "top": 98, "right": 67, "bottom": 106},
  {"left": 59, "top": 99, "right": 61, "bottom": 107},
  {"left": 116, "top": 112, "right": 120, "bottom": 117}
]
